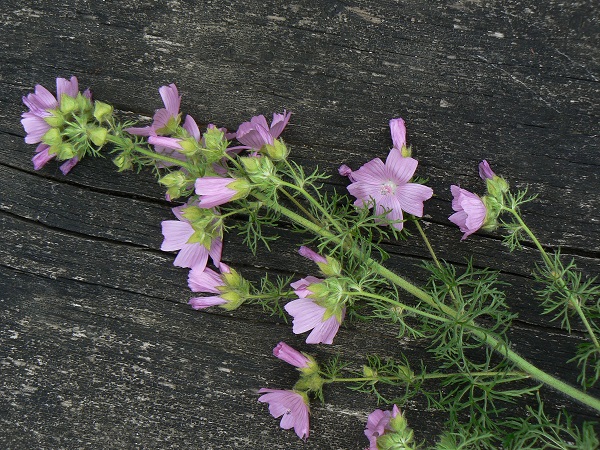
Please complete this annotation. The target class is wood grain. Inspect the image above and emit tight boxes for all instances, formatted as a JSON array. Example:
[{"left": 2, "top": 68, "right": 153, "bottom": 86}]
[{"left": 1, "top": 0, "right": 599, "bottom": 448}]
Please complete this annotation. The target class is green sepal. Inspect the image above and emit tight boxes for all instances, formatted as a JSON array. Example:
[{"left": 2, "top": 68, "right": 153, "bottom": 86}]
[
  {"left": 42, "top": 128, "right": 62, "bottom": 146},
  {"left": 44, "top": 109, "right": 65, "bottom": 127},
  {"left": 155, "top": 115, "right": 180, "bottom": 135},
  {"left": 93, "top": 101, "right": 113, "bottom": 122}
]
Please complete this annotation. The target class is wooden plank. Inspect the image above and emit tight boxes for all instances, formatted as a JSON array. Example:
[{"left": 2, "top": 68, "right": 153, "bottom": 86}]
[{"left": 1, "top": 0, "right": 599, "bottom": 447}]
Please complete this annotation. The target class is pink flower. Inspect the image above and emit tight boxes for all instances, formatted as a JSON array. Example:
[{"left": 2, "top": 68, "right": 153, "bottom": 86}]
[
  {"left": 21, "top": 76, "right": 90, "bottom": 173},
  {"left": 126, "top": 83, "right": 181, "bottom": 136},
  {"left": 195, "top": 177, "right": 250, "bottom": 208},
  {"left": 187, "top": 263, "right": 231, "bottom": 309},
  {"left": 364, "top": 405, "right": 402, "bottom": 450},
  {"left": 236, "top": 111, "right": 291, "bottom": 150},
  {"left": 479, "top": 159, "right": 496, "bottom": 180},
  {"left": 273, "top": 342, "right": 311, "bottom": 369},
  {"left": 284, "top": 277, "right": 345, "bottom": 345},
  {"left": 346, "top": 150, "right": 433, "bottom": 231},
  {"left": 448, "top": 185, "right": 487, "bottom": 240},
  {"left": 257, "top": 389, "right": 310, "bottom": 441},
  {"left": 160, "top": 202, "right": 222, "bottom": 270}
]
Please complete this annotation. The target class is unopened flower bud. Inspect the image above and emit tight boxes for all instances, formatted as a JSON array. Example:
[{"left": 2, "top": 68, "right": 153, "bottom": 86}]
[
  {"left": 240, "top": 156, "right": 262, "bottom": 174},
  {"left": 93, "top": 101, "right": 113, "bottom": 122},
  {"left": 263, "top": 139, "right": 289, "bottom": 161},
  {"left": 113, "top": 153, "right": 133, "bottom": 171},
  {"left": 88, "top": 127, "right": 108, "bottom": 147},
  {"left": 159, "top": 170, "right": 188, "bottom": 189},
  {"left": 240, "top": 156, "right": 277, "bottom": 184},
  {"left": 179, "top": 137, "right": 199, "bottom": 156},
  {"left": 203, "top": 127, "right": 225, "bottom": 150},
  {"left": 56, "top": 142, "right": 76, "bottom": 160},
  {"left": 75, "top": 92, "right": 93, "bottom": 112},
  {"left": 363, "top": 365, "right": 376, "bottom": 378},
  {"left": 317, "top": 256, "right": 342, "bottom": 277}
]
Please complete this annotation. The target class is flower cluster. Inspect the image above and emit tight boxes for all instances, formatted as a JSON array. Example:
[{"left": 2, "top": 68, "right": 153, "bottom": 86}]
[{"left": 21, "top": 76, "right": 111, "bottom": 174}]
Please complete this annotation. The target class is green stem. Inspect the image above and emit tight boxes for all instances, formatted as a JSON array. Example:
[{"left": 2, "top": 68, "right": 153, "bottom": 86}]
[
  {"left": 253, "top": 192, "right": 600, "bottom": 412},
  {"left": 505, "top": 207, "right": 600, "bottom": 350},
  {"left": 326, "top": 371, "right": 529, "bottom": 384},
  {"left": 277, "top": 186, "right": 323, "bottom": 227},
  {"left": 346, "top": 291, "right": 452, "bottom": 325},
  {"left": 414, "top": 219, "right": 442, "bottom": 270},
  {"left": 278, "top": 179, "right": 345, "bottom": 235},
  {"left": 106, "top": 134, "right": 196, "bottom": 172}
]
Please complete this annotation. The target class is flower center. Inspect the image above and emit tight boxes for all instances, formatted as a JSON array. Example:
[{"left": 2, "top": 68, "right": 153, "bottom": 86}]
[{"left": 380, "top": 181, "right": 396, "bottom": 196}]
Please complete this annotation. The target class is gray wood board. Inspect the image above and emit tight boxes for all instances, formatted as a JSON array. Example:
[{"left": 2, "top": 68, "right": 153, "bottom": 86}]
[{"left": 1, "top": 1, "right": 599, "bottom": 448}]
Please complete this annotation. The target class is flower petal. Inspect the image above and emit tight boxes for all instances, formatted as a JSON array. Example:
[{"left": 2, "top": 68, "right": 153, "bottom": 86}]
[
  {"left": 160, "top": 220, "right": 194, "bottom": 251},
  {"left": 385, "top": 151, "right": 417, "bottom": 185},
  {"left": 395, "top": 183, "right": 433, "bottom": 217}
]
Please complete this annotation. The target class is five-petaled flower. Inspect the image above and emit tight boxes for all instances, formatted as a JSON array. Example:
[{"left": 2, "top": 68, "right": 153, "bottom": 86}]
[
  {"left": 236, "top": 111, "right": 292, "bottom": 150},
  {"left": 346, "top": 150, "right": 433, "bottom": 231},
  {"left": 257, "top": 388, "right": 310, "bottom": 441}
]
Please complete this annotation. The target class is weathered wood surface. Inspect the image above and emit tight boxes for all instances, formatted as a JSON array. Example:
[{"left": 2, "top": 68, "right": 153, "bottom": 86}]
[{"left": 1, "top": 1, "right": 599, "bottom": 448}]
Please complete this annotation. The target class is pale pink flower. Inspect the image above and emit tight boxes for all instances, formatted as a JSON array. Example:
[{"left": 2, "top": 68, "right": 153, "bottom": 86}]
[
  {"left": 160, "top": 203, "right": 222, "bottom": 270},
  {"left": 448, "top": 185, "right": 487, "bottom": 240},
  {"left": 479, "top": 159, "right": 496, "bottom": 180},
  {"left": 284, "top": 277, "right": 345, "bottom": 345},
  {"left": 195, "top": 177, "right": 249, "bottom": 208},
  {"left": 346, "top": 150, "right": 433, "bottom": 230},
  {"left": 236, "top": 111, "right": 291, "bottom": 150},
  {"left": 187, "top": 263, "right": 231, "bottom": 309},
  {"left": 126, "top": 83, "right": 181, "bottom": 136},
  {"left": 273, "top": 342, "right": 311, "bottom": 369},
  {"left": 257, "top": 388, "right": 310, "bottom": 441},
  {"left": 364, "top": 405, "right": 402, "bottom": 450}
]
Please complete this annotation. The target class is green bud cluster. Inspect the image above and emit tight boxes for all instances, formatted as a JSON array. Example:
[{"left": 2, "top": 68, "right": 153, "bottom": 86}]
[
  {"left": 261, "top": 139, "right": 289, "bottom": 161},
  {"left": 240, "top": 156, "right": 280, "bottom": 186},
  {"left": 159, "top": 170, "right": 191, "bottom": 200},
  {"left": 42, "top": 93, "right": 113, "bottom": 161}
]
